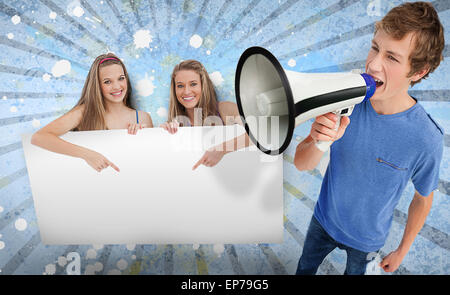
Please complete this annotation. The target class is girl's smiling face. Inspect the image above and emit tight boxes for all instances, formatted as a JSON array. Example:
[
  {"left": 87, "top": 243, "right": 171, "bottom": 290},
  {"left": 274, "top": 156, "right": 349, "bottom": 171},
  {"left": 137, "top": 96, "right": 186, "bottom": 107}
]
[
  {"left": 174, "top": 70, "right": 202, "bottom": 110},
  {"left": 99, "top": 64, "right": 128, "bottom": 104}
]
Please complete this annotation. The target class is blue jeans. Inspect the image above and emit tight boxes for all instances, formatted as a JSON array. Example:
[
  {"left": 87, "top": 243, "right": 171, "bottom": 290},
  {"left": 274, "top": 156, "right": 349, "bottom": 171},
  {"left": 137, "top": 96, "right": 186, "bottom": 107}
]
[{"left": 296, "top": 216, "right": 379, "bottom": 275}]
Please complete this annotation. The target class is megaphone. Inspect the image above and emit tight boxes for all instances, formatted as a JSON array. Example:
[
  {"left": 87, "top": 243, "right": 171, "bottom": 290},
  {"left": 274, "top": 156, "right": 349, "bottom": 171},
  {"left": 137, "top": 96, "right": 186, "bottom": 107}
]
[{"left": 235, "top": 46, "right": 376, "bottom": 155}]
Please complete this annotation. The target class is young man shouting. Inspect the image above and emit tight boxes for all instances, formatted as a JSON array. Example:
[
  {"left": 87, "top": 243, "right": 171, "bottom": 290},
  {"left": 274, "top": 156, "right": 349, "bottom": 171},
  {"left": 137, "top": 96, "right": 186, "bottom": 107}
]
[{"left": 294, "top": 1, "right": 445, "bottom": 275}]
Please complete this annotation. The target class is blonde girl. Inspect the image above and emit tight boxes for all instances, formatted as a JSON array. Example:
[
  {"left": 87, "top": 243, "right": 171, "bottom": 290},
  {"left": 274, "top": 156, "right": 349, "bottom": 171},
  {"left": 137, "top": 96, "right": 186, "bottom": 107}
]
[{"left": 31, "top": 53, "right": 153, "bottom": 172}]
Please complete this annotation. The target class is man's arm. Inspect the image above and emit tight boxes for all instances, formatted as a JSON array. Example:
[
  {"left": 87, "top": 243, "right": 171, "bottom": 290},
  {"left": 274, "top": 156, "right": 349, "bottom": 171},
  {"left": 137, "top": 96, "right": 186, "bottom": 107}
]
[
  {"left": 294, "top": 113, "right": 350, "bottom": 171},
  {"left": 380, "top": 190, "right": 434, "bottom": 272}
]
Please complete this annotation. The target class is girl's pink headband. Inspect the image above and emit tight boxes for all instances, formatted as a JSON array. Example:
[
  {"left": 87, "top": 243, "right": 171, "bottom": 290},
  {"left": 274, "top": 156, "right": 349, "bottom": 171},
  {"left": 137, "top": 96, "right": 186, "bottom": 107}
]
[{"left": 99, "top": 57, "right": 119, "bottom": 65}]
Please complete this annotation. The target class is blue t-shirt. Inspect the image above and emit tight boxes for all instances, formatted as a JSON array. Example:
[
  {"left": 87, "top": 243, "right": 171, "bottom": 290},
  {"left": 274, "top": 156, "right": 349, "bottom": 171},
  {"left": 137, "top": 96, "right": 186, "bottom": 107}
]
[{"left": 313, "top": 99, "right": 444, "bottom": 252}]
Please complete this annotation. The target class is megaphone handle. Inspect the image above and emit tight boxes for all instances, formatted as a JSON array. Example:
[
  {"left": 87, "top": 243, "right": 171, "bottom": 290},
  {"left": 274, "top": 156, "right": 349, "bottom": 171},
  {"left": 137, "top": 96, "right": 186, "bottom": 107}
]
[{"left": 315, "top": 115, "right": 341, "bottom": 152}]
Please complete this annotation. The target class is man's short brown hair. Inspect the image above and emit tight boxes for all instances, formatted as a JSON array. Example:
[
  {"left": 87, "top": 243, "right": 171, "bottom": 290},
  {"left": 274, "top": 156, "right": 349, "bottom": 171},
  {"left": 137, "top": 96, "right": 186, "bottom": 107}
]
[{"left": 375, "top": 1, "right": 445, "bottom": 86}]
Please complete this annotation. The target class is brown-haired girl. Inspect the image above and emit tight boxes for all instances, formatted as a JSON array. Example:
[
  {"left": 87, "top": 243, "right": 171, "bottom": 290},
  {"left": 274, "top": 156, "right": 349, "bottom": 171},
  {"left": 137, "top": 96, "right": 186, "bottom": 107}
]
[
  {"left": 161, "top": 59, "right": 251, "bottom": 169},
  {"left": 31, "top": 53, "right": 153, "bottom": 172}
]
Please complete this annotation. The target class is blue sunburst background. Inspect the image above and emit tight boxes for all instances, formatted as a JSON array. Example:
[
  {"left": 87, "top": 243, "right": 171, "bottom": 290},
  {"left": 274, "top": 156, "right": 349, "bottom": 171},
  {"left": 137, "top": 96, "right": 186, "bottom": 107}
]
[{"left": 0, "top": 0, "right": 448, "bottom": 275}]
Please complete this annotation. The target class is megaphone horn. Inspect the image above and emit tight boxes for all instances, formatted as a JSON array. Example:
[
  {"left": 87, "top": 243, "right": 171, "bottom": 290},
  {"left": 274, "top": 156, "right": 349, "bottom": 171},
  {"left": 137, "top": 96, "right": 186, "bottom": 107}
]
[{"left": 235, "top": 46, "right": 376, "bottom": 155}]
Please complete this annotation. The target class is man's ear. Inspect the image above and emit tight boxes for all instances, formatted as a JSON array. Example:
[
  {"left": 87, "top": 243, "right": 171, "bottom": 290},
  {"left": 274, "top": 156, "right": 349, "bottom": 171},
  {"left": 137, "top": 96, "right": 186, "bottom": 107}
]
[{"left": 411, "top": 66, "right": 430, "bottom": 82}]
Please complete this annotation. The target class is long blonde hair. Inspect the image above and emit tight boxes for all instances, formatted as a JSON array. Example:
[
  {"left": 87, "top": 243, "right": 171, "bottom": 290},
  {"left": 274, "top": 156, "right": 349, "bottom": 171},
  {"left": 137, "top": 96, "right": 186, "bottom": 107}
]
[
  {"left": 73, "top": 53, "right": 133, "bottom": 131},
  {"left": 168, "top": 60, "right": 218, "bottom": 125}
]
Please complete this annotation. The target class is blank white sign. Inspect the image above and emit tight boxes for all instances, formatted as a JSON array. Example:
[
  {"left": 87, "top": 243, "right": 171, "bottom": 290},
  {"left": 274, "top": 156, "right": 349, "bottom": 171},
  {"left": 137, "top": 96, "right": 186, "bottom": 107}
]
[{"left": 22, "top": 125, "right": 283, "bottom": 245}]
